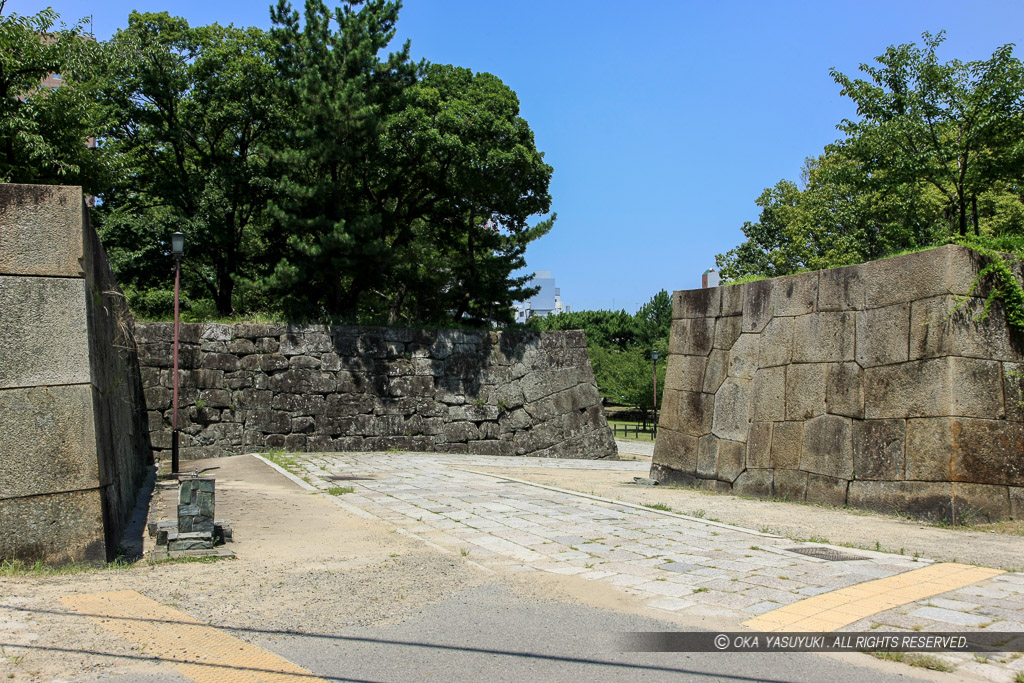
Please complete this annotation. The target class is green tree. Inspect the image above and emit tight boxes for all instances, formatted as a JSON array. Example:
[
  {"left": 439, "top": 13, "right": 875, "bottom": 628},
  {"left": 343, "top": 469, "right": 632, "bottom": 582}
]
[
  {"left": 528, "top": 309, "right": 639, "bottom": 348},
  {"left": 717, "top": 146, "right": 950, "bottom": 281},
  {"left": 0, "top": 3, "right": 103, "bottom": 189},
  {"left": 719, "top": 33, "right": 1024, "bottom": 283},
  {"left": 588, "top": 344, "right": 666, "bottom": 428},
  {"left": 715, "top": 179, "right": 808, "bottom": 280},
  {"left": 635, "top": 288, "right": 672, "bottom": 348},
  {"left": 95, "top": 12, "right": 283, "bottom": 317},
  {"left": 376, "top": 63, "right": 553, "bottom": 326},
  {"left": 266, "top": 0, "right": 415, "bottom": 319},
  {"left": 832, "top": 31, "right": 1024, "bottom": 237},
  {"left": 268, "top": 1, "right": 553, "bottom": 326},
  {"left": 528, "top": 290, "right": 670, "bottom": 423}
]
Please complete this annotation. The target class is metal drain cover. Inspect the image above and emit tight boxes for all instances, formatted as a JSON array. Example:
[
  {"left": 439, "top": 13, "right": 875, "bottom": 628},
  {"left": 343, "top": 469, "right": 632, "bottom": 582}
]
[{"left": 786, "top": 546, "right": 868, "bottom": 561}]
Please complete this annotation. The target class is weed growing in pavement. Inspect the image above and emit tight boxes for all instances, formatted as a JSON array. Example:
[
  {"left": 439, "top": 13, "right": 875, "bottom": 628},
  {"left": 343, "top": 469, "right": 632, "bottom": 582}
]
[
  {"left": 327, "top": 486, "right": 354, "bottom": 496},
  {"left": 692, "top": 587, "right": 709, "bottom": 593},
  {"left": 460, "top": 548, "right": 471, "bottom": 557},
  {"left": 263, "top": 450, "right": 304, "bottom": 476},
  {"left": 1, "top": 647, "right": 25, "bottom": 666},
  {"left": 643, "top": 502, "right": 674, "bottom": 513},
  {"left": 1015, "top": 670, "right": 1024, "bottom": 683},
  {"left": 870, "top": 652, "right": 954, "bottom": 673}
]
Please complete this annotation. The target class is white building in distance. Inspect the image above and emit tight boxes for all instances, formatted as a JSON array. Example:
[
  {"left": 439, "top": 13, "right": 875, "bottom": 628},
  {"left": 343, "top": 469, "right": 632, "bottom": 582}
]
[{"left": 514, "top": 270, "right": 566, "bottom": 322}]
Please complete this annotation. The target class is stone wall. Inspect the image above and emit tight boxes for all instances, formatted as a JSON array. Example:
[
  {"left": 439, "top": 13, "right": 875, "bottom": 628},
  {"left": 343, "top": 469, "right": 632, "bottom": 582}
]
[
  {"left": 135, "top": 323, "right": 617, "bottom": 460},
  {"left": 0, "top": 184, "right": 150, "bottom": 563},
  {"left": 653, "top": 245, "right": 1024, "bottom": 523}
]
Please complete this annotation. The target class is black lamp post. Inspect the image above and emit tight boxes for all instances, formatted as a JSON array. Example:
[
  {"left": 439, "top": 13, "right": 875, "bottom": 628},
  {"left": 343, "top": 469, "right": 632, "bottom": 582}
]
[
  {"left": 171, "top": 231, "right": 184, "bottom": 475},
  {"left": 651, "top": 351, "right": 659, "bottom": 439}
]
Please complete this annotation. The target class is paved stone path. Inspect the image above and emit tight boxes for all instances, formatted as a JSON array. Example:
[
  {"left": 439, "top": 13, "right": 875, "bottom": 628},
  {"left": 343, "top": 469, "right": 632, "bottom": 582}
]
[
  {"left": 270, "top": 452, "right": 1024, "bottom": 682},
  {"left": 614, "top": 438, "right": 654, "bottom": 457}
]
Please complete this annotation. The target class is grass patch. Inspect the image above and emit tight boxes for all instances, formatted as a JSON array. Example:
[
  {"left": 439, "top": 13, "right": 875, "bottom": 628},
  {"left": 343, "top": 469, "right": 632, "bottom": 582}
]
[
  {"left": 870, "top": 652, "right": 955, "bottom": 672},
  {"left": 643, "top": 502, "right": 674, "bottom": 513},
  {"left": 960, "top": 518, "right": 1024, "bottom": 537},
  {"left": 1, "top": 550, "right": 233, "bottom": 576},
  {"left": 148, "top": 555, "right": 228, "bottom": 566},
  {"left": 262, "top": 450, "right": 314, "bottom": 484},
  {"left": 723, "top": 273, "right": 773, "bottom": 285},
  {"left": 327, "top": 486, "right": 354, "bottom": 496},
  {"left": 0, "top": 557, "right": 134, "bottom": 577}
]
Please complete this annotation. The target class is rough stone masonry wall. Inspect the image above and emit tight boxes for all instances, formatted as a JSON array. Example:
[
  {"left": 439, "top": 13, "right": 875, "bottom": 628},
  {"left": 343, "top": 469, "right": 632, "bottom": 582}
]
[
  {"left": 0, "top": 185, "right": 150, "bottom": 563},
  {"left": 652, "top": 245, "right": 1024, "bottom": 523},
  {"left": 134, "top": 323, "right": 617, "bottom": 461}
]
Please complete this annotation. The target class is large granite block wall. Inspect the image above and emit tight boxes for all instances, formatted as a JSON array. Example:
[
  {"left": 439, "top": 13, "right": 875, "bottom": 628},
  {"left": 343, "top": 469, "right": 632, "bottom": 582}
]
[
  {"left": 0, "top": 185, "right": 150, "bottom": 563},
  {"left": 135, "top": 323, "right": 618, "bottom": 460},
  {"left": 653, "top": 245, "right": 1024, "bottom": 522}
]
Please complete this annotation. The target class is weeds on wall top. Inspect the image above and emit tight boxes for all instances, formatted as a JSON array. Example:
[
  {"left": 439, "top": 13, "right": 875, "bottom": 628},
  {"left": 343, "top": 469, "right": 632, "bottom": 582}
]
[{"left": 951, "top": 235, "right": 1024, "bottom": 337}]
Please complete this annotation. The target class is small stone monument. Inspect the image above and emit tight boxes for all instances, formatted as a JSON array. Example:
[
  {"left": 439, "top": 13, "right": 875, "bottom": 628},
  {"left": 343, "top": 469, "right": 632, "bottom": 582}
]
[
  {"left": 168, "top": 476, "right": 216, "bottom": 550},
  {"left": 150, "top": 474, "right": 233, "bottom": 556}
]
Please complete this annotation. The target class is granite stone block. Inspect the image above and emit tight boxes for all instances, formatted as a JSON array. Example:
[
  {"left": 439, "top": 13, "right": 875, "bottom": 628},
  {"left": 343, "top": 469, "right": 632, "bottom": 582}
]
[{"left": 856, "top": 303, "right": 910, "bottom": 367}]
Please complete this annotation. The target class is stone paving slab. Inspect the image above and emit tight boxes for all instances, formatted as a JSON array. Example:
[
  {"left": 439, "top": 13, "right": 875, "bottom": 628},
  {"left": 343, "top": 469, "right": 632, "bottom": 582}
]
[{"left": 265, "top": 452, "right": 1024, "bottom": 682}]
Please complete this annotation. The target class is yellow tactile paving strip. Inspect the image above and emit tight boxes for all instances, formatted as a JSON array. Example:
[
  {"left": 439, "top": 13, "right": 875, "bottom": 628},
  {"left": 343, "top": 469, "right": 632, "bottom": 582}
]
[
  {"left": 743, "top": 563, "right": 1004, "bottom": 632},
  {"left": 59, "top": 590, "right": 327, "bottom": 682}
]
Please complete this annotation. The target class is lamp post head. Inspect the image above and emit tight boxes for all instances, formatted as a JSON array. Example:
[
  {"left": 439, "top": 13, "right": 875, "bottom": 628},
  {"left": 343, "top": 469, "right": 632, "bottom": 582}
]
[
  {"left": 651, "top": 351, "right": 659, "bottom": 362},
  {"left": 171, "top": 231, "right": 185, "bottom": 258}
]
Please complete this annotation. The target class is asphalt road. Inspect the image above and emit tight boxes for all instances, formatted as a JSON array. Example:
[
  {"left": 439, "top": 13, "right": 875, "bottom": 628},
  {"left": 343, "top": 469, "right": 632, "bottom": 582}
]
[{"left": 69, "top": 582, "right": 943, "bottom": 683}]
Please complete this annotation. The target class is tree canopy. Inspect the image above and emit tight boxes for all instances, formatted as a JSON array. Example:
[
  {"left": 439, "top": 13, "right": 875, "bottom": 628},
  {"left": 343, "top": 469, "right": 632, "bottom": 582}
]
[
  {"left": 95, "top": 12, "right": 282, "bottom": 317},
  {"left": 0, "top": 2, "right": 102, "bottom": 189},
  {"left": 718, "top": 32, "right": 1024, "bottom": 281},
  {"left": 2, "top": 0, "right": 555, "bottom": 326},
  {"left": 266, "top": 1, "right": 553, "bottom": 325}
]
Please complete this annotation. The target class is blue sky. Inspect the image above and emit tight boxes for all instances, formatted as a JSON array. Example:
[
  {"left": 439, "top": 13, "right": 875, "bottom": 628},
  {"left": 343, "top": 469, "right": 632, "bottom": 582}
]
[{"left": 10, "top": 1, "right": 1024, "bottom": 312}]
